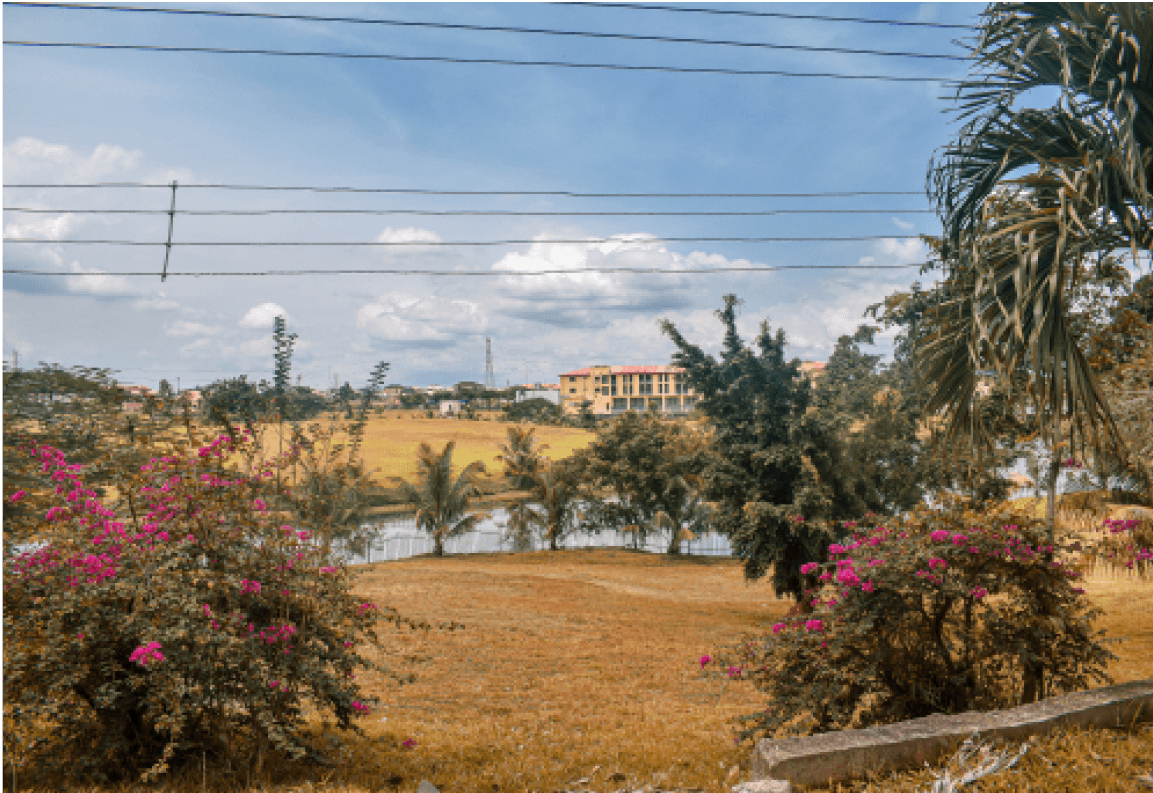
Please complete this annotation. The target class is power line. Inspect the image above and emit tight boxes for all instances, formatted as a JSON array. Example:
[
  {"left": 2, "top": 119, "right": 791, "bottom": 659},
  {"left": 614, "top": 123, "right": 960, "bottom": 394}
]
[
  {"left": 4, "top": 235, "right": 925, "bottom": 246},
  {"left": 561, "top": 2, "right": 977, "bottom": 30},
  {"left": 3, "top": 41, "right": 959, "bottom": 82},
  {"left": 3, "top": 206, "right": 934, "bottom": 216},
  {"left": 3, "top": 183, "right": 925, "bottom": 197},
  {"left": 4, "top": 263, "right": 927, "bottom": 276},
  {"left": 7, "top": 3, "right": 966, "bottom": 61}
]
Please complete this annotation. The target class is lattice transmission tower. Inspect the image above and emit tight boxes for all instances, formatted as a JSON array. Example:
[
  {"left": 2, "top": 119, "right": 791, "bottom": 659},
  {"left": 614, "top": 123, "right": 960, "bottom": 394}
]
[{"left": 484, "top": 337, "right": 495, "bottom": 390}]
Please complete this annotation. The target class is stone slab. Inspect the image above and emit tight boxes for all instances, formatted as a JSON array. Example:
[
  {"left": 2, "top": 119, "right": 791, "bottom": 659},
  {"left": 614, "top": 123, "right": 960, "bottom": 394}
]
[{"left": 750, "top": 678, "right": 1153, "bottom": 788}]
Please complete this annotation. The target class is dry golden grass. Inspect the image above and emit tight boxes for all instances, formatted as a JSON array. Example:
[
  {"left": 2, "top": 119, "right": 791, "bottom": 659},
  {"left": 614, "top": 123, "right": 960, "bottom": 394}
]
[
  {"left": 13, "top": 538, "right": 1152, "bottom": 792},
  {"left": 246, "top": 414, "right": 593, "bottom": 484}
]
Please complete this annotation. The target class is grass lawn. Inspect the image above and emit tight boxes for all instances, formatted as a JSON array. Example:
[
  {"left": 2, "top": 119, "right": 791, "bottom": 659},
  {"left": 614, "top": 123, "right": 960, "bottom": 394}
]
[
  {"left": 249, "top": 412, "right": 594, "bottom": 484},
  {"left": 146, "top": 548, "right": 1150, "bottom": 793}
]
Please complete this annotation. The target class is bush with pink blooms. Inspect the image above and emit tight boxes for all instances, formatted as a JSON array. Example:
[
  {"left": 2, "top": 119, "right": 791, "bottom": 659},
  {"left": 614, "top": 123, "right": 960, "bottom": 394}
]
[
  {"left": 3, "top": 428, "right": 452, "bottom": 783},
  {"left": 701, "top": 508, "right": 1115, "bottom": 742}
]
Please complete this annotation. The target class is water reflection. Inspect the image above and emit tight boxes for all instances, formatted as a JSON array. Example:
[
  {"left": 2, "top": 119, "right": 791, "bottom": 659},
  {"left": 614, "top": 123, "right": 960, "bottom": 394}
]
[{"left": 336, "top": 507, "right": 733, "bottom": 565}]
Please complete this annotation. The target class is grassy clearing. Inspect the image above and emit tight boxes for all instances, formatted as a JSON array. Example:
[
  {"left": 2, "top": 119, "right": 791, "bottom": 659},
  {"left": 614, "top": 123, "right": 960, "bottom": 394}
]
[
  {"left": 248, "top": 413, "right": 594, "bottom": 484},
  {"left": 10, "top": 547, "right": 1152, "bottom": 792}
]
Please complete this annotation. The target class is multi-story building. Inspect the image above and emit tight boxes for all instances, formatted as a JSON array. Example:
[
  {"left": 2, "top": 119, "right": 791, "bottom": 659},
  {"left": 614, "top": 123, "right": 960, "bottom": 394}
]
[{"left": 558, "top": 365, "right": 698, "bottom": 417}]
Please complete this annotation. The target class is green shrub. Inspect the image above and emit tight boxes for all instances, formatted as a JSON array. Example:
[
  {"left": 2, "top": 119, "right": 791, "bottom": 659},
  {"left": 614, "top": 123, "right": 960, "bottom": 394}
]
[
  {"left": 3, "top": 429, "right": 450, "bottom": 783},
  {"left": 703, "top": 508, "right": 1115, "bottom": 742}
]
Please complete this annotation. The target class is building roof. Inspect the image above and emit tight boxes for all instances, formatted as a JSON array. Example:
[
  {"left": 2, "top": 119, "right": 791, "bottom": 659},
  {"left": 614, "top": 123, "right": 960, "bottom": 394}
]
[{"left": 558, "top": 364, "right": 685, "bottom": 378}]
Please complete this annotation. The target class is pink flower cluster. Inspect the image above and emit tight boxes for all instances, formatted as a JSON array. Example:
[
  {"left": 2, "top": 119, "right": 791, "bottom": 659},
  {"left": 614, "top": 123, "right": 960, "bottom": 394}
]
[
  {"left": 130, "top": 641, "right": 164, "bottom": 666},
  {"left": 699, "top": 655, "right": 711, "bottom": 668},
  {"left": 351, "top": 700, "right": 370, "bottom": 714},
  {"left": 240, "top": 579, "right": 262, "bottom": 594}
]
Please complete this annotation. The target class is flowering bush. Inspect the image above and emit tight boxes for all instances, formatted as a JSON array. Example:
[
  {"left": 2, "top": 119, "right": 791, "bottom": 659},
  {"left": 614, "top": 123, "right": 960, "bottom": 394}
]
[
  {"left": 3, "top": 430, "right": 447, "bottom": 783},
  {"left": 1090, "top": 516, "right": 1153, "bottom": 577},
  {"left": 702, "top": 508, "right": 1115, "bottom": 742}
]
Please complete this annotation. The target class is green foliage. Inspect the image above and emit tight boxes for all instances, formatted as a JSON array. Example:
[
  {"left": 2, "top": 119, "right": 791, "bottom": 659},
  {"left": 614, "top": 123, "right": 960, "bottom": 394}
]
[
  {"left": 397, "top": 441, "right": 488, "bottom": 556},
  {"left": 496, "top": 425, "right": 547, "bottom": 490},
  {"left": 3, "top": 428, "right": 445, "bottom": 784},
  {"left": 505, "top": 459, "right": 585, "bottom": 552},
  {"left": 661, "top": 296, "right": 866, "bottom": 598},
  {"left": 272, "top": 315, "right": 297, "bottom": 420},
  {"left": 200, "top": 375, "right": 271, "bottom": 423},
  {"left": 705, "top": 509, "right": 1114, "bottom": 742},
  {"left": 503, "top": 397, "right": 563, "bottom": 425},
  {"left": 573, "top": 411, "right": 710, "bottom": 554}
]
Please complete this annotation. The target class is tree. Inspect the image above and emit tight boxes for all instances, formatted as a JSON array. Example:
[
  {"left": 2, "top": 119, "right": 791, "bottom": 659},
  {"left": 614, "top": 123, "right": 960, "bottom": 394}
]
[
  {"left": 575, "top": 411, "right": 711, "bottom": 554},
  {"left": 496, "top": 425, "right": 548, "bottom": 490},
  {"left": 503, "top": 397, "right": 562, "bottom": 424},
  {"left": 398, "top": 442, "right": 488, "bottom": 557},
  {"left": 335, "top": 382, "right": 356, "bottom": 419},
  {"left": 927, "top": 3, "right": 1153, "bottom": 524},
  {"left": 200, "top": 376, "right": 268, "bottom": 422},
  {"left": 511, "top": 459, "right": 584, "bottom": 552},
  {"left": 661, "top": 296, "right": 866, "bottom": 598}
]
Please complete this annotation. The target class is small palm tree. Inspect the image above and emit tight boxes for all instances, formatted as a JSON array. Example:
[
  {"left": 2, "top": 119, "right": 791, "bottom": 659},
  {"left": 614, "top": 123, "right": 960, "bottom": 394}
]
[
  {"left": 399, "top": 441, "right": 487, "bottom": 557},
  {"left": 496, "top": 425, "right": 547, "bottom": 490},
  {"left": 503, "top": 461, "right": 582, "bottom": 552}
]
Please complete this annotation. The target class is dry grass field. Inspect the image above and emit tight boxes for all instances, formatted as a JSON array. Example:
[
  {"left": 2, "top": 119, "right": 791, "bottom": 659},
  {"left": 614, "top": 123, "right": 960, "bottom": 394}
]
[
  {"left": 141, "top": 548, "right": 1151, "bottom": 793},
  {"left": 249, "top": 413, "right": 594, "bottom": 484}
]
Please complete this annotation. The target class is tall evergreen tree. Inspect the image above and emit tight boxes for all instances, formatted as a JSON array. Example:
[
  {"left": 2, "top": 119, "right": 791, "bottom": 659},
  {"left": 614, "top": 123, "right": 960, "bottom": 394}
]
[{"left": 661, "top": 296, "right": 865, "bottom": 600}]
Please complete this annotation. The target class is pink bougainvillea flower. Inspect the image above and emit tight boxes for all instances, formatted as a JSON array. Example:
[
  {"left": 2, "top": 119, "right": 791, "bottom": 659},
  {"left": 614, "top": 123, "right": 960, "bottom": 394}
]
[
  {"left": 401, "top": 739, "right": 416, "bottom": 750},
  {"left": 805, "top": 619, "right": 823, "bottom": 633},
  {"left": 129, "top": 641, "right": 164, "bottom": 667},
  {"left": 351, "top": 700, "right": 370, "bottom": 714},
  {"left": 771, "top": 623, "right": 786, "bottom": 634},
  {"left": 799, "top": 562, "right": 819, "bottom": 575},
  {"left": 699, "top": 655, "right": 711, "bottom": 668},
  {"left": 930, "top": 530, "right": 951, "bottom": 542},
  {"left": 861, "top": 580, "right": 875, "bottom": 593}
]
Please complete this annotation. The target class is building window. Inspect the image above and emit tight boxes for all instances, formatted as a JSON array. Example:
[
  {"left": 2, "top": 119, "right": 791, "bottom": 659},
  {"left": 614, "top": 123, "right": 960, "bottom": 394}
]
[
  {"left": 569, "top": 388, "right": 576, "bottom": 394},
  {"left": 613, "top": 397, "right": 628, "bottom": 409},
  {"left": 639, "top": 374, "right": 653, "bottom": 395},
  {"left": 594, "top": 376, "right": 600, "bottom": 384}
]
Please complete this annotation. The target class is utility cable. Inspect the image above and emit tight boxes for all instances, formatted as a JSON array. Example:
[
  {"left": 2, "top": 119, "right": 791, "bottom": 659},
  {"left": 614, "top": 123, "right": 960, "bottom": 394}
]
[
  {"left": 3, "top": 41, "right": 959, "bottom": 82},
  {"left": 6, "top": 3, "right": 967, "bottom": 61},
  {"left": 3, "top": 183, "right": 925, "bottom": 196},
  {"left": 4, "top": 235, "right": 925, "bottom": 246},
  {"left": 3, "top": 207, "right": 934, "bottom": 216},
  {"left": 4, "top": 262, "right": 927, "bottom": 276},
  {"left": 560, "top": 2, "right": 977, "bottom": 30}
]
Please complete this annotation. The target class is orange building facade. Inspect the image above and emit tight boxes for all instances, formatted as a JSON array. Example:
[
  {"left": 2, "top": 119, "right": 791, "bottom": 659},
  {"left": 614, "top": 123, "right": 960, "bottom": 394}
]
[{"left": 557, "top": 364, "right": 699, "bottom": 417}]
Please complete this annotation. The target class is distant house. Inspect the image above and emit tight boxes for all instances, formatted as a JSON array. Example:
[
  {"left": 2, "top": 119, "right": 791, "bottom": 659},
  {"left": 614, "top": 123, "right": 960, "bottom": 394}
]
[
  {"left": 438, "top": 400, "right": 464, "bottom": 416},
  {"left": 558, "top": 364, "right": 696, "bottom": 417},
  {"left": 799, "top": 361, "right": 826, "bottom": 381}
]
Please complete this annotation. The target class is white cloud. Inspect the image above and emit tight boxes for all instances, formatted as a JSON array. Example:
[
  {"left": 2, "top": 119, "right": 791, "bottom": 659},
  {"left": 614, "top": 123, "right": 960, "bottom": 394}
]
[
  {"left": 166, "top": 320, "right": 222, "bottom": 337},
  {"left": 3, "top": 137, "right": 143, "bottom": 182},
  {"left": 891, "top": 217, "right": 915, "bottom": 230},
  {"left": 490, "top": 234, "right": 702, "bottom": 327},
  {"left": 64, "top": 262, "right": 139, "bottom": 298},
  {"left": 376, "top": 226, "right": 442, "bottom": 246},
  {"left": 134, "top": 296, "right": 180, "bottom": 311},
  {"left": 239, "top": 302, "right": 289, "bottom": 328},
  {"left": 866, "top": 236, "right": 927, "bottom": 267},
  {"left": 4, "top": 213, "right": 77, "bottom": 241},
  {"left": 357, "top": 293, "right": 487, "bottom": 345}
]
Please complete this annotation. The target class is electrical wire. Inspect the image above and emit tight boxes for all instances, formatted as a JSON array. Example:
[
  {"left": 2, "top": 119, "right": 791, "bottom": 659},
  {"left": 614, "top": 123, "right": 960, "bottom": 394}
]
[
  {"left": 3, "top": 183, "right": 925, "bottom": 196},
  {"left": 3, "top": 41, "right": 959, "bottom": 82},
  {"left": 6, "top": 3, "right": 967, "bottom": 61},
  {"left": 560, "top": 2, "right": 977, "bottom": 30},
  {"left": 3, "top": 207, "right": 934, "bottom": 216},
  {"left": 4, "top": 262, "right": 928, "bottom": 276},
  {"left": 3, "top": 235, "right": 925, "bottom": 246}
]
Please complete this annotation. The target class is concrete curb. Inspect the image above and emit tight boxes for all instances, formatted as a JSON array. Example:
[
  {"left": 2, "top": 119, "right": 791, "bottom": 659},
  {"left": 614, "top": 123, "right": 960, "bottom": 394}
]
[{"left": 750, "top": 679, "right": 1153, "bottom": 789}]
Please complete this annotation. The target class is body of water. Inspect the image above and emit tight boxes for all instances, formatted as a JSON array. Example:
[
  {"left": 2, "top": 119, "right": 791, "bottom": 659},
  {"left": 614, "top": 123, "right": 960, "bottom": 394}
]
[{"left": 336, "top": 507, "right": 733, "bottom": 565}]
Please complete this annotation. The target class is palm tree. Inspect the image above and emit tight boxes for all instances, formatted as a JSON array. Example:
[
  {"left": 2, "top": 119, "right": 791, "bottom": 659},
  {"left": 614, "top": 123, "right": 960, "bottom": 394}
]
[
  {"left": 495, "top": 425, "right": 547, "bottom": 490},
  {"left": 926, "top": 3, "right": 1152, "bottom": 523},
  {"left": 502, "top": 460, "right": 583, "bottom": 552},
  {"left": 399, "top": 441, "right": 488, "bottom": 557}
]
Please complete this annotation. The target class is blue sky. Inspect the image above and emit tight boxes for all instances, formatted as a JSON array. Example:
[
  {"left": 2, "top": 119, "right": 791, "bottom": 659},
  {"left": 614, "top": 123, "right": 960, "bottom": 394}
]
[{"left": 3, "top": 2, "right": 982, "bottom": 390}]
